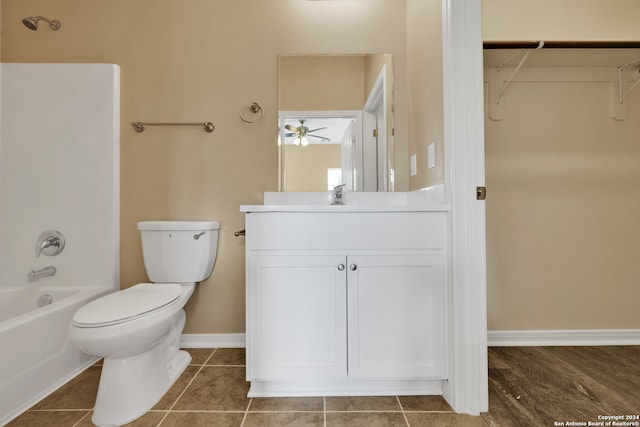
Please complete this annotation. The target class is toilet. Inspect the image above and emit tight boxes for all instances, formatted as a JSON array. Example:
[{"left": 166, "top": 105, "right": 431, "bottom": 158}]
[{"left": 69, "top": 220, "right": 219, "bottom": 427}]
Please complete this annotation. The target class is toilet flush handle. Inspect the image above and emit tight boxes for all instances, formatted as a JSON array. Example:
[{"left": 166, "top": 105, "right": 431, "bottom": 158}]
[{"left": 193, "top": 231, "right": 206, "bottom": 240}]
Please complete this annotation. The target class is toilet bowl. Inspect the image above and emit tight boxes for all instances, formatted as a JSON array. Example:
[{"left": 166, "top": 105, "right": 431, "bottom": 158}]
[{"left": 69, "top": 221, "right": 219, "bottom": 427}]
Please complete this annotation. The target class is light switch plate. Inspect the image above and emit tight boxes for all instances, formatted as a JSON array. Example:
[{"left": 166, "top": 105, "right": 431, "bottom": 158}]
[
  {"left": 427, "top": 143, "right": 436, "bottom": 169},
  {"left": 410, "top": 154, "right": 417, "bottom": 176}
]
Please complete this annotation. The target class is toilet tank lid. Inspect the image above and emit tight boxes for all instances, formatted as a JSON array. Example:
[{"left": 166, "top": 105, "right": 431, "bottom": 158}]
[{"left": 137, "top": 221, "right": 220, "bottom": 231}]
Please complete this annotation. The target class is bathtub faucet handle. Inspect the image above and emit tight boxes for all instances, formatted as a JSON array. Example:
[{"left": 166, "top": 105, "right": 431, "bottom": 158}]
[{"left": 36, "top": 230, "right": 65, "bottom": 257}]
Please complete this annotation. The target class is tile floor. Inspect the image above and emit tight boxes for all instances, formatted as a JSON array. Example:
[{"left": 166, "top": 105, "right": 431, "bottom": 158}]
[{"left": 6, "top": 348, "right": 488, "bottom": 427}]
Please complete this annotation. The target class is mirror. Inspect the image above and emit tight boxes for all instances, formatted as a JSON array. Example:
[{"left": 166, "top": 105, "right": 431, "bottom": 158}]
[{"left": 278, "top": 54, "right": 394, "bottom": 192}]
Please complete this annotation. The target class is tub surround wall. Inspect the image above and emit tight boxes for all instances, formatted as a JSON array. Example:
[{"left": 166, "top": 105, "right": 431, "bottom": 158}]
[
  {"left": 0, "top": 63, "right": 119, "bottom": 425},
  {"left": 0, "top": 63, "right": 119, "bottom": 289}
]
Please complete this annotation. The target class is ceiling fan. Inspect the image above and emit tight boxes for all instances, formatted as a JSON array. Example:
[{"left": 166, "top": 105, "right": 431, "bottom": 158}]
[{"left": 284, "top": 119, "right": 329, "bottom": 146}]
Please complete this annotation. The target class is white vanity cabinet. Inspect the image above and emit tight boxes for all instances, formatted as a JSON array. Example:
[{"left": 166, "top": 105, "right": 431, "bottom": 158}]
[
  {"left": 249, "top": 254, "right": 348, "bottom": 380},
  {"left": 346, "top": 253, "right": 445, "bottom": 379},
  {"left": 241, "top": 207, "right": 449, "bottom": 397}
]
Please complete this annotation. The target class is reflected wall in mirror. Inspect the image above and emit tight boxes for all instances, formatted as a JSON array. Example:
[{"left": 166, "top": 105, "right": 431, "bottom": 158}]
[{"left": 278, "top": 54, "right": 394, "bottom": 192}]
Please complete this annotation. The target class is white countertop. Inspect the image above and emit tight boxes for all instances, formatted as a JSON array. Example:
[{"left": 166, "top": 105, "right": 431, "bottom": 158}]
[
  {"left": 241, "top": 189, "right": 451, "bottom": 213},
  {"left": 240, "top": 204, "right": 451, "bottom": 213}
]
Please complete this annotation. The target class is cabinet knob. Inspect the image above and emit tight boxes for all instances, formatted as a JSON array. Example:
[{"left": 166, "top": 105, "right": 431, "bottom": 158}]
[
  {"left": 350, "top": 264, "right": 357, "bottom": 271},
  {"left": 337, "top": 264, "right": 345, "bottom": 271}
]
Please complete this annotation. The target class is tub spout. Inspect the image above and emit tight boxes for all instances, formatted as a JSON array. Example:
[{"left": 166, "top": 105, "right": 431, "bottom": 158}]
[{"left": 28, "top": 266, "right": 57, "bottom": 283}]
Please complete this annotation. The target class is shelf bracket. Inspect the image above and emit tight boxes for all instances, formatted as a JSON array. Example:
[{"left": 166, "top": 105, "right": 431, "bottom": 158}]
[
  {"left": 617, "top": 56, "right": 640, "bottom": 104},
  {"left": 495, "top": 42, "right": 544, "bottom": 104},
  {"left": 490, "top": 42, "right": 544, "bottom": 121},
  {"left": 495, "top": 49, "right": 530, "bottom": 104}
]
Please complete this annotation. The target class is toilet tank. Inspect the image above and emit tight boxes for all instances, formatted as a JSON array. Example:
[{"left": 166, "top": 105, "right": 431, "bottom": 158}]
[{"left": 137, "top": 221, "right": 219, "bottom": 284}]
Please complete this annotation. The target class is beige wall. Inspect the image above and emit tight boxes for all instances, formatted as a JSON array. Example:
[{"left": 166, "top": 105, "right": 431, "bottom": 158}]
[
  {"left": 363, "top": 55, "right": 389, "bottom": 99},
  {"left": 283, "top": 144, "right": 341, "bottom": 192},
  {"left": 484, "top": 61, "right": 640, "bottom": 330},
  {"left": 482, "top": 0, "right": 640, "bottom": 41},
  {"left": 406, "top": 0, "right": 444, "bottom": 189},
  {"left": 1, "top": 0, "right": 408, "bottom": 333},
  {"left": 279, "top": 56, "right": 365, "bottom": 111},
  {"left": 482, "top": 1, "right": 640, "bottom": 331}
]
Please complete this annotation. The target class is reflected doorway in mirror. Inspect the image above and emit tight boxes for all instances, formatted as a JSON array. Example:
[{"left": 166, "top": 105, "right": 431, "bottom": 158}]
[
  {"left": 278, "top": 54, "right": 394, "bottom": 192},
  {"left": 279, "top": 111, "right": 361, "bottom": 192}
]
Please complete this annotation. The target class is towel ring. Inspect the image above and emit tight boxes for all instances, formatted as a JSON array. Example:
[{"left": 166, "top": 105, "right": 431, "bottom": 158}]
[{"left": 240, "top": 102, "right": 264, "bottom": 123}]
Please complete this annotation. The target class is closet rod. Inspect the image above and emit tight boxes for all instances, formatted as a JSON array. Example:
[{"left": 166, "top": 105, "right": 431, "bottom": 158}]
[{"left": 484, "top": 41, "right": 640, "bottom": 49}]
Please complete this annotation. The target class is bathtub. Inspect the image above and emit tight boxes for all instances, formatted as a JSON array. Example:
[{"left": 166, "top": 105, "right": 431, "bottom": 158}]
[{"left": 0, "top": 286, "right": 112, "bottom": 425}]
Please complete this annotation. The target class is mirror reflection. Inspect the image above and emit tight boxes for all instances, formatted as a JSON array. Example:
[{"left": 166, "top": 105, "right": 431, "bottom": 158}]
[{"left": 278, "top": 54, "right": 394, "bottom": 192}]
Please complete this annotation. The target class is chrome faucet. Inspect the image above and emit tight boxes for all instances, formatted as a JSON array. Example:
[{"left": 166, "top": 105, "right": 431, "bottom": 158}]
[
  {"left": 331, "top": 184, "right": 346, "bottom": 205},
  {"left": 28, "top": 266, "right": 57, "bottom": 283}
]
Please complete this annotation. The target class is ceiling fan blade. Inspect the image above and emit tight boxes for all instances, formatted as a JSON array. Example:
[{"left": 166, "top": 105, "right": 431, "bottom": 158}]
[
  {"left": 307, "top": 127, "right": 328, "bottom": 133},
  {"left": 285, "top": 124, "right": 299, "bottom": 132},
  {"left": 284, "top": 132, "right": 296, "bottom": 137},
  {"left": 308, "top": 135, "right": 331, "bottom": 141}
]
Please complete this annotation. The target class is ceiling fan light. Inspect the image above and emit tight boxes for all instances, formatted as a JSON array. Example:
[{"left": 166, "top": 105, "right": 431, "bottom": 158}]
[{"left": 300, "top": 136, "right": 309, "bottom": 146}]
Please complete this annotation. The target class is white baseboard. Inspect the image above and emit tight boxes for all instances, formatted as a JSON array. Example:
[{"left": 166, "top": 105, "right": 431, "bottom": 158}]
[
  {"left": 181, "top": 333, "right": 246, "bottom": 348},
  {"left": 180, "top": 330, "right": 640, "bottom": 349},
  {"left": 248, "top": 379, "right": 443, "bottom": 398},
  {"left": 488, "top": 329, "right": 640, "bottom": 347}
]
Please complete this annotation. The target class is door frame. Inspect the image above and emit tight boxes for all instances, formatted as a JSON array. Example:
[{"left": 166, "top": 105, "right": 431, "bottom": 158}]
[
  {"left": 362, "top": 66, "right": 388, "bottom": 191},
  {"left": 441, "top": 0, "right": 488, "bottom": 415}
]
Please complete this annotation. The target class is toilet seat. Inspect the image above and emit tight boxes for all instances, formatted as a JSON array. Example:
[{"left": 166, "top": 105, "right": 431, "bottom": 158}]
[{"left": 72, "top": 283, "right": 183, "bottom": 328}]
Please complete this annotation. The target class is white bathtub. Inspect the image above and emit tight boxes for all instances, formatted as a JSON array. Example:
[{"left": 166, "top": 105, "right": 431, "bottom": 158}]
[{"left": 0, "top": 286, "right": 112, "bottom": 425}]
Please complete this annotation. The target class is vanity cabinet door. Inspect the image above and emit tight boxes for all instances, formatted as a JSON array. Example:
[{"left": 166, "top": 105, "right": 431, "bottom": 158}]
[
  {"left": 346, "top": 254, "right": 446, "bottom": 379},
  {"left": 248, "top": 255, "right": 348, "bottom": 380}
]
